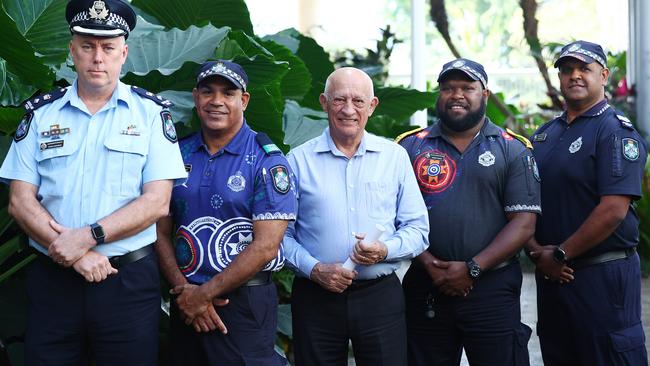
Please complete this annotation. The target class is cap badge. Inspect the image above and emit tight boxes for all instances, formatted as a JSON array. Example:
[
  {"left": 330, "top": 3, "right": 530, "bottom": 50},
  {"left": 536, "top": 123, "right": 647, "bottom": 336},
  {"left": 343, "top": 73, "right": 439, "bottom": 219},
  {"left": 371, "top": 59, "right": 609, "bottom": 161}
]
[
  {"left": 89, "top": 1, "right": 109, "bottom": 20},
  {"left": 452, "top": 60, "right": 465, "bottom": 68},
  {"left": 568, "top": 44, "right": 581, "bottom": 52}
]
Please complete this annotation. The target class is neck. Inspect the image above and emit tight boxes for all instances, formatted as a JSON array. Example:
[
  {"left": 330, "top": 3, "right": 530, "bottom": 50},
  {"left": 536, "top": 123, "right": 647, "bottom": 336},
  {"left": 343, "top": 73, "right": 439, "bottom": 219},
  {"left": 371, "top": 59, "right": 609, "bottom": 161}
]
[
  {"left": 566, "top": 96, "right": 605, "bottom": 123},
  {"left": 331, "top": 131, "right": 363, "bottom": 159},
  {"left": 77, "top": 81, "right": 117, "bottom": 115},
  {"left": 202, "top": 121, "right": 244, "bottom": 155},
  {"left": 441, "top": 118, "right": 484, "bottom": 153}
]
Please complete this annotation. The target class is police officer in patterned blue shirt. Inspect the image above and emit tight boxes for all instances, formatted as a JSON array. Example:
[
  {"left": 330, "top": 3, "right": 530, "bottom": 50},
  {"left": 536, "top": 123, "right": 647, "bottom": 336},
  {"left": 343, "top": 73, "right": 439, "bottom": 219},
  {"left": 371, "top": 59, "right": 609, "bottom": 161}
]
[
  {"left": 398, "top": 58, "right": 540, "bottom": 366},
  {"left": 526, "top": 40, "right": 648, "bottom": 366},
  {"left": 154, "top": 60, "right": 297, "bottom": 365},
  {"left": 0, "top": 0, "right": 187, "bottom": 364}
]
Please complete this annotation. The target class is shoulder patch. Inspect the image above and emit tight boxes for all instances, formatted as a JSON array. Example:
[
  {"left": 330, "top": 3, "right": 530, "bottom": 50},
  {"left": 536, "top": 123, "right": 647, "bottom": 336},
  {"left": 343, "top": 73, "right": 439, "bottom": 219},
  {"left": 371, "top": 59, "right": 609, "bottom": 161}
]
[
  {"left": 160, "top": 110, "right": 178, "bottom": 143},
  {"left": 23, "top": 87, "right": 68, "bottom": 112},
  {"left": 255, "top": 133, "right": 281, "bottom": 155},
  {"left": 131, "top": 86, "right": 174, "bottom": 108},
  {"left": 14, "top": 112, "right": 34, "bottom": 142},
  {"left": 505, "top": 128, "right": 533, "bottom": 149},
  {"left": 616, "top": 114, "right": 634, "bottom": 130},
  {"left": 395, "top": 127, "right": 425, "bottom": 144}
]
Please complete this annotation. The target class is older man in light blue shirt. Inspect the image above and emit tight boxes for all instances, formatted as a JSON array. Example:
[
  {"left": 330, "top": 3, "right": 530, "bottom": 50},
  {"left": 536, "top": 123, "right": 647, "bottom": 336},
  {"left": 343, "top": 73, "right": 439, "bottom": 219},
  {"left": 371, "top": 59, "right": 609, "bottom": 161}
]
[{"left": 284, "top": 67, "right": 428, "bottom": 366}]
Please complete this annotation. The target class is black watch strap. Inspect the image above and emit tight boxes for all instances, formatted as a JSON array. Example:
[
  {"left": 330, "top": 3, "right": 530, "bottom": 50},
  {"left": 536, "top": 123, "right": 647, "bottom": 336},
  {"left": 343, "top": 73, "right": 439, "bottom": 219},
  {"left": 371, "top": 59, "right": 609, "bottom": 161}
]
[
  {"left": 553, "top": 246, "right": 567, "bottom": 264},
  {"left": 90, "top": 223, "right": 105, "bottom": 245}
]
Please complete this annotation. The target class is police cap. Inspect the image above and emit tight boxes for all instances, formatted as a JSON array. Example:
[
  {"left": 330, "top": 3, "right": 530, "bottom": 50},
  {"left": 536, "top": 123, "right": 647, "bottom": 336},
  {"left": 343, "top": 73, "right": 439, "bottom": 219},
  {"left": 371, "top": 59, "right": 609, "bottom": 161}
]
[
  {"left": 437, "top": 58, "right": 488, "bottom": 88},
  {"left": 554, "top": 40, "right": 607, "bottom": 68},
  {"left": 196, "top": 60, "right": 249, "bottom": 91},
  {"left": 66, "top": 0, "right": 136, "bottom": 39}
]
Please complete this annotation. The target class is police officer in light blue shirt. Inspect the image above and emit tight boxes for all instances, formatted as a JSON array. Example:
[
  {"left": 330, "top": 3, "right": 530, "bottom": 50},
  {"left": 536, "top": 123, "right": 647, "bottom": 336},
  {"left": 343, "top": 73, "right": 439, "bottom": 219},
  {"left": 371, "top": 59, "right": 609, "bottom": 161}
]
[{"left": 0, "top": 0, "right": 186, "bottom": 364}]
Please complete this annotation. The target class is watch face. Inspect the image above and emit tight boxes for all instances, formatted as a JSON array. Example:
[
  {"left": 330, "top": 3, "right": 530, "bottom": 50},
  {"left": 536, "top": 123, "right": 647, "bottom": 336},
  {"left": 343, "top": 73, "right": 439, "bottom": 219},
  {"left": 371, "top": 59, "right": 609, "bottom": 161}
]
[
  {"left": 553, "top": 247, "right": 566, "bottom": 263},
  {"left": 470, "top": 266, "right": 481, "bottom": 278},
  {"left": 91, "top": 224, "right": 105, "bottom": 239}
]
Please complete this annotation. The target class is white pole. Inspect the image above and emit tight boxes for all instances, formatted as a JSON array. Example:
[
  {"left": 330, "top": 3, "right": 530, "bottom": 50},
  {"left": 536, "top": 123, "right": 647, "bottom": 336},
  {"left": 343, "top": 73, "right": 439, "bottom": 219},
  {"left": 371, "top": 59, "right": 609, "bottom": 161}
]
[
  {"left": 631, "top": 0, "right": 650, "bottom": 137},
  {"left": 410, "top": 0, "right": 428, "bottom": 127}
]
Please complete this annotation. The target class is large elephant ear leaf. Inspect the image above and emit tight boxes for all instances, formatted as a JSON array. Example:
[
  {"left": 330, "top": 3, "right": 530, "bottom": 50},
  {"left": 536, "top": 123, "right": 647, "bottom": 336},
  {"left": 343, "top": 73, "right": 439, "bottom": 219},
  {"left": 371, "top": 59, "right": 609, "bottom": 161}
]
[
  {"left": 3, "top": 0, "right": 70, "bottom": 67},
  {"left": 132, "top": 0, "right": 253, "bottom": 34},
  {"left": 123, "top": 24, "right": 230, "bottom": 77},
  {"left": 0, "top": 6, "right": 53, "bottom": 90}
]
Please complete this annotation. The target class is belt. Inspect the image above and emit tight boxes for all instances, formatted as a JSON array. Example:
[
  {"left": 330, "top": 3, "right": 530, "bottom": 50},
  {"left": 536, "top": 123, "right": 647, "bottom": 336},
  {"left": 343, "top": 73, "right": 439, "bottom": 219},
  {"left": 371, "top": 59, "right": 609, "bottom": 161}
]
[
  {"left": 490, "top": 256, "right": 519, "bottom": 271},
  {"left": 243, "top": 272, "right": 272, "bottom": 287},
  {"left": 569, "top": 248, "right": 636, "bottom": 270},
  {"left": 109, "top": 244, "right": 154, "bottom": 269},
  {"left": 348, "top": 272, "right": 394, "bottom": 291}
]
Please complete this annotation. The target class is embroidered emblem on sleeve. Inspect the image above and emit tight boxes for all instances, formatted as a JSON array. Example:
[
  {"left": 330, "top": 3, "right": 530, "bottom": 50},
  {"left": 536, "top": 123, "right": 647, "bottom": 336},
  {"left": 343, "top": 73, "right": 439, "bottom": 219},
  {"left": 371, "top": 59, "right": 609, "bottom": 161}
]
[
  {"left": 622, "top": 138, "right": 640, "bottom": 161},
  {"left": 14, "top": 112, "right": 33, "bottom": 142},
  {"left": 161, "top": 110, "right": 178, "bottom": 143},
  {"left": 270, "top": 165, "right": 290, "bottom": 194}
]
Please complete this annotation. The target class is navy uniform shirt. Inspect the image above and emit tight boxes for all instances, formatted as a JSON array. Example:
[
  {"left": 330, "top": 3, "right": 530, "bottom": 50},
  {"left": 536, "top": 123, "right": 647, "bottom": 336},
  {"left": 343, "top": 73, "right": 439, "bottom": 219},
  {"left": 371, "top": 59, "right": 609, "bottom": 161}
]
[
  {"left": 399, "top": 119, "right": 541, "bottom": 261},
  {"left": 172, "top": 122, "right": 297, "bottom": 285},
  {"left": 532, "top": 99, "right": 647, "bottom": 257}
]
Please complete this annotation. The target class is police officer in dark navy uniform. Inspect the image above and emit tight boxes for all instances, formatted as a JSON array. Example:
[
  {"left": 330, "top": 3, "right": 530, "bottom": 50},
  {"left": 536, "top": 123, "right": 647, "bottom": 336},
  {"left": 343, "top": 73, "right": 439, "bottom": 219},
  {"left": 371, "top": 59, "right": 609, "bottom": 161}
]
[
  {"left": 527, "top": 40, "right": 648, "bottom": 366},
  {"left": 398, "top": 58, "right": 541, "bottom": 366},
  {"left": 0, "top": 0, "right": 187, "bottom": 365},
  {"left": 154, "top": 60, "right": 296, "bottom": 365}
]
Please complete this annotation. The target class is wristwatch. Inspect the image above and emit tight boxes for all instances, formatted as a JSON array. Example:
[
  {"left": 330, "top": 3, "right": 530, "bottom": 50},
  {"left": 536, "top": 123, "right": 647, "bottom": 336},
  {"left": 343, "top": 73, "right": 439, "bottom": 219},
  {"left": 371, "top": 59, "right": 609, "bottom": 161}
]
[
  {"left": 553, "top": 246, "right": 567, "bottom": 264},
  {"left": 466, "top": 259, "right": 482, "bottom": 279},
  {"left": 90, "top": 223, "right": 105, "bottom": 245}
]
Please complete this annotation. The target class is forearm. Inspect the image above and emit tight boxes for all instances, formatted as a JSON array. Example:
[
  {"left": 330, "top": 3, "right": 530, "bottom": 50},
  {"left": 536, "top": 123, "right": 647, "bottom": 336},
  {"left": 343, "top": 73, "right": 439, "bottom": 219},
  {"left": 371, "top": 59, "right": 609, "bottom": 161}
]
[
  {"left": 201, "top": 220, "right": 287, "bottom": 299},
  {"left": 98, "top": 180, "right": 173, "bottom": 244},
  {"left": 154, "top": 216, "right": 187, "bottom": 288},
  {"left": 560, "top": 196, "right": 630, "bottom": 259},
  {"left": 474, "top": 212, "right": 536, "bottom": 269},
  {"left": 8, "top": 180, "right": 57, "bottom": 249}
]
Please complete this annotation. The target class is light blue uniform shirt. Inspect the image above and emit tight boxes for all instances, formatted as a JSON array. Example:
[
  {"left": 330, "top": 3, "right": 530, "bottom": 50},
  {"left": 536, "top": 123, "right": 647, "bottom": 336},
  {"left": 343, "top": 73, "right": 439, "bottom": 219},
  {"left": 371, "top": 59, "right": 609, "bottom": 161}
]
[
  {"left": 0, "top": 80, "right": 187, "bottom": 257},
  {"left": 283, "top": 128, "right": 429, "bottom": 280}
]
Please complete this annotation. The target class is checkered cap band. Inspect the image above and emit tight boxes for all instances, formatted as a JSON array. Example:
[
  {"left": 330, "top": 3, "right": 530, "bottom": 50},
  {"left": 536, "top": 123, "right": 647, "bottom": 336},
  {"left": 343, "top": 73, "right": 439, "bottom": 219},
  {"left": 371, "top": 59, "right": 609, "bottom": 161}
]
[
  {"left": 70, "top": 10, "right": 130, "bottom": 32},
  {"left": 560, "top": 47, "right": 606, "bottom": 67},
  {"left": 442, "top": 65, "right": 487, "bottom": 87},
  {"left": 197, "top": 63, "right": 247, "bottom": 91}
]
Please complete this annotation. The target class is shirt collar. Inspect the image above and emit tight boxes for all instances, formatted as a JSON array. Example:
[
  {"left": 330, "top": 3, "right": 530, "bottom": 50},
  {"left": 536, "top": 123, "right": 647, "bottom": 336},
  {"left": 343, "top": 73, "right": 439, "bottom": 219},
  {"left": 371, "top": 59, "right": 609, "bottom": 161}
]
[
  {"left": 426, "top": 118, "right": 498, "bottom": 138},
  {"left": 61, "top": 80, "right": 131, "bottom": 112},
  {"left": 314, "top": 128, "right": 382, "bottom": 156},
  {"left": 559, "top": 98, "right": 609, "bottom": 121},
  {"left": 192, "top": 120, "right": 250, "bottom": 156}
]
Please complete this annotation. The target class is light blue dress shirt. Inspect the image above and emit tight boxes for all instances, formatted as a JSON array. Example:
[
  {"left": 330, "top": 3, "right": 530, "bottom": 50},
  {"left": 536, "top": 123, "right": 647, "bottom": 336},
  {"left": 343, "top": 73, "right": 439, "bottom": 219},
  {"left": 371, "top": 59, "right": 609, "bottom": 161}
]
[
  {"left": 0, "top": 80, "right": 187, "bottom": 257},
  {"left": 283, "top": 128, "right": 429, "bottom": 280}
]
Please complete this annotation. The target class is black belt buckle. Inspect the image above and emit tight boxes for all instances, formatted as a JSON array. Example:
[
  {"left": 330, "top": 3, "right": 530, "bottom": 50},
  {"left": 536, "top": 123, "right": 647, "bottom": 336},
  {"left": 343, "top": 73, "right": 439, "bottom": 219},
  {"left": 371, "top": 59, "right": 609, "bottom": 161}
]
[
  {"left": 348, "top": 273, "right": 392, "bottom": 291},
  {"left": 109, "top": 244, "right": 153, "bottom": 269},
  {"left": 243, "top": 272, "right": 271, "bottom": 287}
]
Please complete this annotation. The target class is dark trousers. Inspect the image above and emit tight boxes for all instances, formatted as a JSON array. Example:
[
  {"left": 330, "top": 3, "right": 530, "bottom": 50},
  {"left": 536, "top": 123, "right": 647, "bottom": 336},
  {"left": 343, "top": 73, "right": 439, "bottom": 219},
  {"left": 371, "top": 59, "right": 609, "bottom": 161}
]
[
  {"left": 403, "top": 263, "right": 531, "bottom": 366},
  {"left": 536, "top": 252, "right": 648, "bottom": 366},
  {"left": 291, "top": 273, "right": 407, "bottom": 366},
  {"left": 24, "top": 253, "right": 160, "bottom": 366},
  {"left": 170, "top": 282, "right": 285, "bottom": 366}
]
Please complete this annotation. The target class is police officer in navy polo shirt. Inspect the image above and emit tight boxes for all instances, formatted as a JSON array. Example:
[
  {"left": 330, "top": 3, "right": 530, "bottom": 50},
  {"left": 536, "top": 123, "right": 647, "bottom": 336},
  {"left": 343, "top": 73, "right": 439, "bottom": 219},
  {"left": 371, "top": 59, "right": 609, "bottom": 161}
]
[
  {"left": 398, "top": 58, "right": 540, "bottom": 365},
  {"left": 0, "top": 0, "right": 187, "bottom": 364},
  {"left": 526, "top": 40, "right": 648, "bottom": 365},
  {"left": 155, "top": 60, "right": 297, "bottom": 365}
]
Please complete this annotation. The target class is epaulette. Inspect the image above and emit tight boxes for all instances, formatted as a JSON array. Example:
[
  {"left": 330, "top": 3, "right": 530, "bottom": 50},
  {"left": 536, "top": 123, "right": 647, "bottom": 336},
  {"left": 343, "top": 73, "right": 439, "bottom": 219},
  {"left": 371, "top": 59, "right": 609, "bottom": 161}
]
[
  {"left": 255, "top": 132, "right": 282, "bottom": 155},
  {"left": 615, "top": 114, "right": 634, "bottom": 130},
  {"left": 505, "top": 128, "right": 533, "bottom": 149},
  {"left": 23, "top": 87, "right": 68, "bottom": 112},
  {"left": 131, "top": 86, "right": 174, "bottom": 108},
  {"left": 394, "top": 126, "right": 425, "bottom": 144}
]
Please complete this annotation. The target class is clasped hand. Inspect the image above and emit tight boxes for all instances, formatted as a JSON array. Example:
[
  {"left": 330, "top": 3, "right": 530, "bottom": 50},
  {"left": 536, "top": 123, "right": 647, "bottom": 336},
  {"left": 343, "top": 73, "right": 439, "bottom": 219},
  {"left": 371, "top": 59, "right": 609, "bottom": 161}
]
[{"left": 171, "top": 284, "right": 230, "bottom": 334}]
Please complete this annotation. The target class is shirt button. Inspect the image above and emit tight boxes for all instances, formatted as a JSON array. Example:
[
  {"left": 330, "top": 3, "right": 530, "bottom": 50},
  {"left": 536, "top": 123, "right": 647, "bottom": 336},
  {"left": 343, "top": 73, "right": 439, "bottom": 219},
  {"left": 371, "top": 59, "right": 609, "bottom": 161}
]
[
  {"left": 350, "top": 207, "right": 355, "bottom": 212},
  {"left": 349, "top": 184, "right": 354, "bottom": 188},
  {"left": 205, "top": 171, "right": 211, "bottom": 176}
]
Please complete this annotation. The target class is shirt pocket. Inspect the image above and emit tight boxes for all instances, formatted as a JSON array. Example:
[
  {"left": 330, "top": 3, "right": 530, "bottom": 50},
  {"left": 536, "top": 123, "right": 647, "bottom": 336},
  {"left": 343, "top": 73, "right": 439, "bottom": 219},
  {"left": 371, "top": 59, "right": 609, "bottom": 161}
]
[
  {"left": 103, "top": 135, "right": 148, "bottom": 197},
  {"left": 36, "top": 138, "right": 80, "bottom": 197},
  {"left": 363, "top": 181, "right": 393, "bottom": 220}
]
